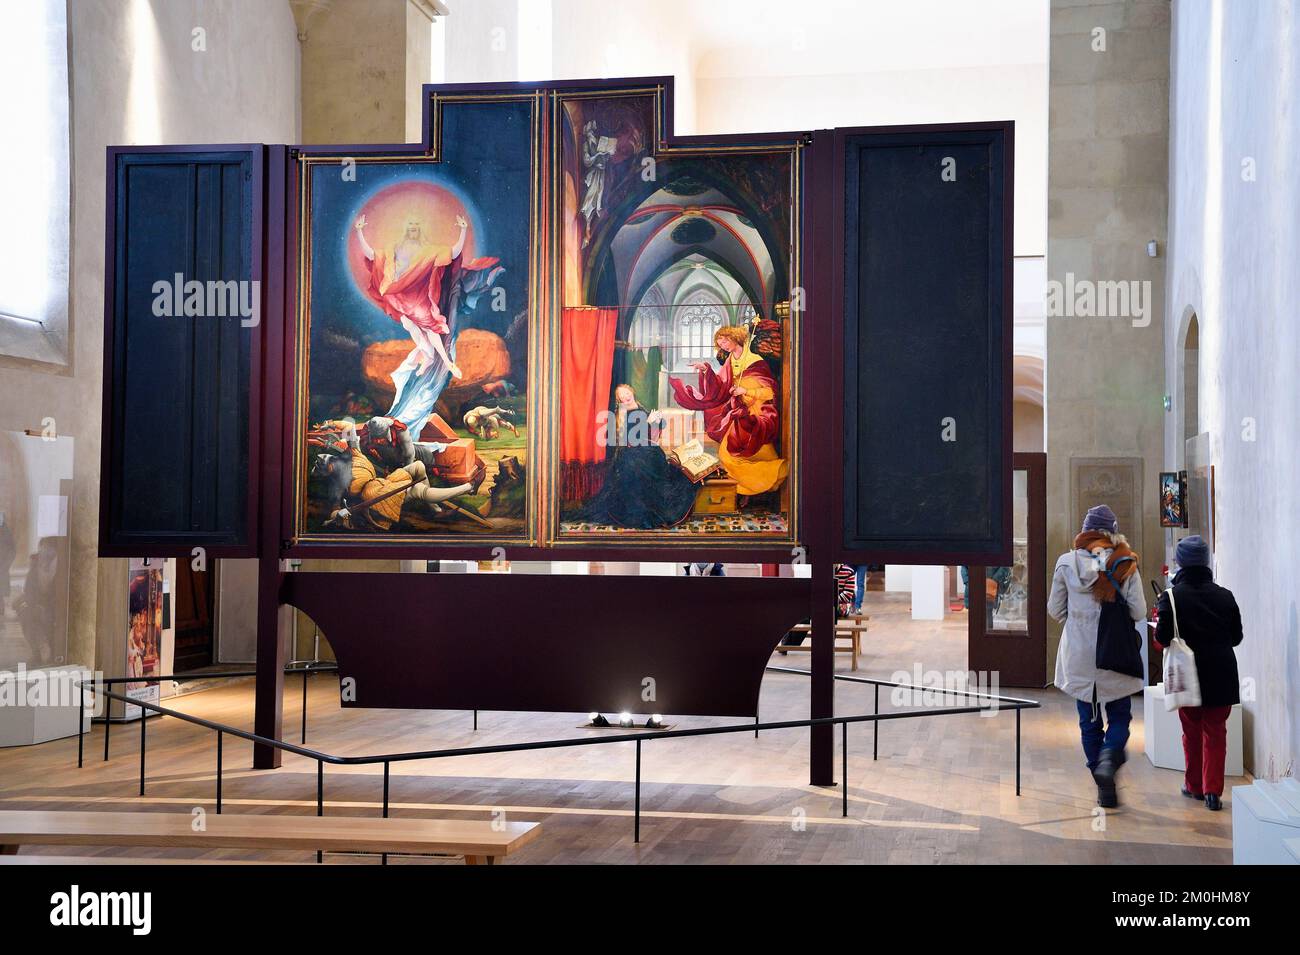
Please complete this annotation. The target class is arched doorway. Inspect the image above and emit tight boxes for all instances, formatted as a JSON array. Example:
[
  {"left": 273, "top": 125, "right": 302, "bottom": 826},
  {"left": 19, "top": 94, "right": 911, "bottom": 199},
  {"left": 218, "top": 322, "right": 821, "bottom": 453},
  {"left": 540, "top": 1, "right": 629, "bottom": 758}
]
[{"left": 1181, "top": 311, "right": 1200, "bottom": 452}]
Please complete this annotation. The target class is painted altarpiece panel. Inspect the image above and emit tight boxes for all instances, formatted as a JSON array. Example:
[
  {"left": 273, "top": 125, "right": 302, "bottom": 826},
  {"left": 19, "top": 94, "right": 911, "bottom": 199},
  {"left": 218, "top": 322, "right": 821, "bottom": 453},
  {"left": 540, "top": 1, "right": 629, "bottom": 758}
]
[
  {"left": 293, "top": 95, "right": 541, "bottom": 546},
  {"left": 549, "top": 88, "right": 802, "bottom": 549}
]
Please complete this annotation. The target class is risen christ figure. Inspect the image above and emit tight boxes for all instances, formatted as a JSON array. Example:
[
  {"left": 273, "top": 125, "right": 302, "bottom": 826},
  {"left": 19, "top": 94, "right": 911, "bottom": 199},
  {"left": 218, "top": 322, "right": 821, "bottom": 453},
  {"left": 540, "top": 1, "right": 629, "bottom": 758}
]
[
  {"left": 357, "top": 214, "right": 474, "bottom": 377},
  {"left": 353, "top": 211, "right": 503, "bottom": 436}
]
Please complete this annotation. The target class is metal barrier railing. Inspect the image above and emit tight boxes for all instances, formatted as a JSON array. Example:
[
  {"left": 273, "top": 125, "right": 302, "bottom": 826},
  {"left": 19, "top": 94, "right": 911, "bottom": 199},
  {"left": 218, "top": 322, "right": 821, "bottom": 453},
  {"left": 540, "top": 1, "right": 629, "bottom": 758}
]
[
  {"left": 73, "top": 663, "right": 1040, "bottom": 860},
  {"left": 764, "top": 665, "right": 1040, "bottom": 779},
  {"left": 80, "top": 660, "right": 339, "bottom": 768}
]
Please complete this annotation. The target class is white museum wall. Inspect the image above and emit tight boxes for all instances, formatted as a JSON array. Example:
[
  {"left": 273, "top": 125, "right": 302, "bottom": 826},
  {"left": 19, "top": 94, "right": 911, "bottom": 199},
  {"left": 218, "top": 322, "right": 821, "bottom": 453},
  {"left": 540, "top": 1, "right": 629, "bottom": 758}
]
[
  {"left": 695, "top": 64, "right": 1048, "bottom": 256},
  {"left": 0, "top": 0, "right": 301, "bottom": 672},
  {"left": 884, "top": 566, "right": 913, "bottom": 593},
  {"left": 1014, "top": 256, "right": 1047, "bottom": 451},
  {"left": 1164, "top": 0, "right": 1300, "bottom": 777}
]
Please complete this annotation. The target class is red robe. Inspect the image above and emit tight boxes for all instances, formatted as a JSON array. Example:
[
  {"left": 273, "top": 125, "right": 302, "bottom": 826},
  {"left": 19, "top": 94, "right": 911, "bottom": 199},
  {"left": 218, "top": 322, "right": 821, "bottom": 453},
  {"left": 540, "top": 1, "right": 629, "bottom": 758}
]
[
  {"left": 669, "top": 359, "right": 779, "bottom": 458},
  {"left": 364, "top": 243, "right": 498, "bottom": 335}
]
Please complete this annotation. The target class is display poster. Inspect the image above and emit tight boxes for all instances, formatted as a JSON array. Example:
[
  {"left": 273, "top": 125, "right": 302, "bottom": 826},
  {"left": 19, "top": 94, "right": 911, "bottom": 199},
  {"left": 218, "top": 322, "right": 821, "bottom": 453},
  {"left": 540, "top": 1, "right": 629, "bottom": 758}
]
[
  {"left": 1159, "top": 470, "right": 1187, "bottom": 528},
  {"left": 124, "top": 557, "right": 163, "bottom": 721}
]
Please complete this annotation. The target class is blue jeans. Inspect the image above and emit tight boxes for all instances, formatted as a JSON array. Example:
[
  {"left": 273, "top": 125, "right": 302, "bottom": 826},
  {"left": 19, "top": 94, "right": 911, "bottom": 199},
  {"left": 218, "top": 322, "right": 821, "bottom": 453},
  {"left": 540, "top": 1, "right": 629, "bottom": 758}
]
[
  {"left": 1075, "top": 696, "right": 1132, "bottom": 771},
  {"left": 851, "top": 565, "right": 867, "bottom": 612}
]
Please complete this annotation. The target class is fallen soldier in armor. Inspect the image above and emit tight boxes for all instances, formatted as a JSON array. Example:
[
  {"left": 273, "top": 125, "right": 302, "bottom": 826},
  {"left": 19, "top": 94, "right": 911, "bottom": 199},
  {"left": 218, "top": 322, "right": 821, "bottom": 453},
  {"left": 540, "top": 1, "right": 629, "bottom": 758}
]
[
  {"left": 308, "top": 419, "right": 485, "bottom": 531},
  {"left": 463, "top": 405, "right": 518, "bottom": 441}
]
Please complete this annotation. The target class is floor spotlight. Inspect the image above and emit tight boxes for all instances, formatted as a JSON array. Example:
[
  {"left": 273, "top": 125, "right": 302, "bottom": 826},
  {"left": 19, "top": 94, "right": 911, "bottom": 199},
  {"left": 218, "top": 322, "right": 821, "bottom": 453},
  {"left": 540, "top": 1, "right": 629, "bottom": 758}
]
[
  {"left": 645, "top": 714, "right": 663, "bottom": 728},
  {"left": 589, "top": 712, "right": 610, "bottom": 727},
  {"left": 618, "top": 711, "right": 634, "bottom": 727}
]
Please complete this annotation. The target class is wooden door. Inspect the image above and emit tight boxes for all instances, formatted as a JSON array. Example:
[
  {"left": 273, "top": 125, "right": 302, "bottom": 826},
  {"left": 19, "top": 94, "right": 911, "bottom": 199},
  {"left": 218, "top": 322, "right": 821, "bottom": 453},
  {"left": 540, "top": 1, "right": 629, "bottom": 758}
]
[{"left": 968, "top": 452, "right": 1047, "bottom": 686}]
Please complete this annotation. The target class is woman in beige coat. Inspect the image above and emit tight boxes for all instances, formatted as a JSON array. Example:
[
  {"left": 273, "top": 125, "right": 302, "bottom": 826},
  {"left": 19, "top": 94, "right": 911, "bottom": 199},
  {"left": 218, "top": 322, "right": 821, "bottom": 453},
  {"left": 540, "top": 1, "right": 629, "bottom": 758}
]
[{"left": 1049, "top": 505, "right": 1147, "bottom": 808}]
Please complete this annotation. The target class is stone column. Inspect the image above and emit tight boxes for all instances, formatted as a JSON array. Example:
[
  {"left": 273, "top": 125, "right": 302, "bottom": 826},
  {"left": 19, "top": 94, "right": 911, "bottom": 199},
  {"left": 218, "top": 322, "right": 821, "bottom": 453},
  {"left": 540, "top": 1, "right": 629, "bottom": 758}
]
[
  {"left": 294, "top": 0, "right": 436, "bottom": 145},
  {"left": 1046, "top": 0, "right": 1170, "bottom": 673}
]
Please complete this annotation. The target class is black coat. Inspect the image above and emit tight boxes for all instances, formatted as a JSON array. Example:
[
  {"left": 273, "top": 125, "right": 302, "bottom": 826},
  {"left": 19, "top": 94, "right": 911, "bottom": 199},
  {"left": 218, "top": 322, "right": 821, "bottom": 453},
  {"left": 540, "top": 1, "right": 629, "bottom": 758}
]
[{"left": 1154, "top": 566, "right": 1243, "bottom": 707}]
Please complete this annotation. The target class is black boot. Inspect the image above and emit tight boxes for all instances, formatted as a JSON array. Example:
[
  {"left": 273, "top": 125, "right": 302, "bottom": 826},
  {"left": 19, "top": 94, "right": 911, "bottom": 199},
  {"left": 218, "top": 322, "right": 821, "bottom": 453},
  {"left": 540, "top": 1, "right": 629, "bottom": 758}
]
[
  {"left": 1204, "top": 793, "right": 1222, "bottom": 811},
  {"left": 1092, "top": 747, "right": 1121, "bottom": 808},
  {"left": 1092, "top": 775, "right": 1118, "bottom": 808}
]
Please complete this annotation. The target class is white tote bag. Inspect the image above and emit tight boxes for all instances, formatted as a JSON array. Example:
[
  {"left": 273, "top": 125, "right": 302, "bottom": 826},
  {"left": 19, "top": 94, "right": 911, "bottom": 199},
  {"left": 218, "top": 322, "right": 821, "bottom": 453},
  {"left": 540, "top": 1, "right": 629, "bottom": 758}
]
[{"left": 1162, "top": 589, "right": 1202, "bottom": 710}]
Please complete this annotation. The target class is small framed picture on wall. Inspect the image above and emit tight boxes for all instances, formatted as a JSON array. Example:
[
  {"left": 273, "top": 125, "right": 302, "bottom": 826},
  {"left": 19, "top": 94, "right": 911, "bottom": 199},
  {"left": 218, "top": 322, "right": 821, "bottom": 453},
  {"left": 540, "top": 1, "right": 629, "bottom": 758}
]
[{"left": 1159, "top": 471, "right": 1187, "bottom": 528}]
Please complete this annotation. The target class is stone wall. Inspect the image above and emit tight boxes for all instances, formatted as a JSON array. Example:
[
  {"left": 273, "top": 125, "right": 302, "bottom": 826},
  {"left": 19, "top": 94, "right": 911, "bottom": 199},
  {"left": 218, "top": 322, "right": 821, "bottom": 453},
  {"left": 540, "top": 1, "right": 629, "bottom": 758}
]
[
  {"left": 0, "top": 0, "right": 300, "bottom": 672},
  {"left": 1046, "top": 0, "right": 1170, "bottom": 673}
]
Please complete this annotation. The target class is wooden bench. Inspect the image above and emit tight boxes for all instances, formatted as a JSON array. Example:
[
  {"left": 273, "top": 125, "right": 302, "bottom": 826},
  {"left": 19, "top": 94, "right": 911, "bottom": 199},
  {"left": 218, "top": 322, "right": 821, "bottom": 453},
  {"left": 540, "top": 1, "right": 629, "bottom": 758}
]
[
  {"left": 0, "top": 856, "right": 278, "bottom": 865},
  {"left": 778, "top": 615, "right": 869, "bottom": 671},
  {"left": 0, "top": 810, "right": 540, "bottom": 865}
]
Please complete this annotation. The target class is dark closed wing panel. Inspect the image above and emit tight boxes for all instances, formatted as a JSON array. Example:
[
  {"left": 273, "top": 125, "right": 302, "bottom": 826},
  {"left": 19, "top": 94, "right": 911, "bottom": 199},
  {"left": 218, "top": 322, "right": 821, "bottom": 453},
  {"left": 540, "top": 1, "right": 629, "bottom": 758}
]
[
  {"left": 839, "top": 125, "right": 1011, "bottom": 560},
  {"left": 101, "top": 149, "right": 260, "bottom": 555}
]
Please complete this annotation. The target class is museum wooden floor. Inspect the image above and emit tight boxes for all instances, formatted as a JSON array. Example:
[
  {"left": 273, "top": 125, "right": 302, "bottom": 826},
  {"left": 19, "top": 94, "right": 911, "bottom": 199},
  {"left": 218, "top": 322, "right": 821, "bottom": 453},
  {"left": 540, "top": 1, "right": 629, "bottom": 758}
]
[{"left": 0, "top": 594, "right": 1237, "bottom": 864}]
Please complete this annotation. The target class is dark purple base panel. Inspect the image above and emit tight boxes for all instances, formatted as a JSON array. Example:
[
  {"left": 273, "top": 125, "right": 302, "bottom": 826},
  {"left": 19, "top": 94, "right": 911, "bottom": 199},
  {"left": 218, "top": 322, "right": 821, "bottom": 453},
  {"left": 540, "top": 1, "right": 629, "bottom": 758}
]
[{"left": 282, "top": 572, "right": 813, "bottom": 717}]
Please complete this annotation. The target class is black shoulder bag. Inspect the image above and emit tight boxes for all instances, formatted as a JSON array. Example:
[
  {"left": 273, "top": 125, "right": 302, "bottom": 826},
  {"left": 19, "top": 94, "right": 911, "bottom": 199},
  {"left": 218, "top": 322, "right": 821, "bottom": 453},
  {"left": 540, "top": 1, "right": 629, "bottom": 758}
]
[{"left": 1095, "top": 555, "right": 1144, "bottom": 678}]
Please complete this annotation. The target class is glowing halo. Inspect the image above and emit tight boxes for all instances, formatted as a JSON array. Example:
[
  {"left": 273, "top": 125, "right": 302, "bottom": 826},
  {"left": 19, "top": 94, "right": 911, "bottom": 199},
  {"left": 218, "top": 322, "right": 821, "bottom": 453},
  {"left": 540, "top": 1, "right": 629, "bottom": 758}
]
[{"left": 344, "top": 179, "right": 478, "bottom": 299}]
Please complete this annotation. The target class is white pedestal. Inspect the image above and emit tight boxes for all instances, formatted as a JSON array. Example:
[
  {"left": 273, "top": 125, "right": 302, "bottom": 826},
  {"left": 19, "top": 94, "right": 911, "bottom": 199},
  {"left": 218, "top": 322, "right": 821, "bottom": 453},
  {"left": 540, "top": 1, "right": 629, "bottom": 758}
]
[
  {"left": 1232, "top": 779, "right": 1300, "bottom": 865},
  {"left": 1142, "top": 684, "right": 1243, "bottom": 777},
  {"left": 0, "top": 666, "right": 92, "bottom": 747},
  {"left": 909, "top": 566, "right": 946, "bottom": 621}
]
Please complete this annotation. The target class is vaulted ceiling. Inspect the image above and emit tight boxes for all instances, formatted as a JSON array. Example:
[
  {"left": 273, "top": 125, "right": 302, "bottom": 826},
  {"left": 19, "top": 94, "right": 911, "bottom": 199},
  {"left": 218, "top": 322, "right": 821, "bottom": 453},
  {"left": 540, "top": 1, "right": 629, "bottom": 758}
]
[{"left": 610, "top": 181, "right": 775, "bottom": 314}]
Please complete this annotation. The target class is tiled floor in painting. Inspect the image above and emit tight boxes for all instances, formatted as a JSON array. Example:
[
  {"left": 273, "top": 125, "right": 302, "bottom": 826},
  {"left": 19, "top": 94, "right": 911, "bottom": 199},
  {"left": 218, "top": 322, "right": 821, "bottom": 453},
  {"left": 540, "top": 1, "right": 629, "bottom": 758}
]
[{"left": 0, "top": 593, "right": 1236, "bottom": 864}]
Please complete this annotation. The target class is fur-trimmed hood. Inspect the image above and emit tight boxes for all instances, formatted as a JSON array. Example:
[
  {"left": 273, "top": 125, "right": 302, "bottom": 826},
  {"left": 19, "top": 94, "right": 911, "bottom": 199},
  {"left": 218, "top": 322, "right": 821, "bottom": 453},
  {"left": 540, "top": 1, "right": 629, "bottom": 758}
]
[{"left": 1072, "top": 530, "right": 1139, "bottom": 602}]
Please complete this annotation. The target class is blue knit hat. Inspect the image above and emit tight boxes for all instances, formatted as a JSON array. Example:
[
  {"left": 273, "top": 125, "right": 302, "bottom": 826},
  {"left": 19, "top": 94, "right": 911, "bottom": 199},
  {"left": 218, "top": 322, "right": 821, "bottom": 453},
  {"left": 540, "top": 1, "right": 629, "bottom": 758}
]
[
  {"left": 1176, "top": 535, "right": 1211, "bottom": 569},
  {"left": 1082, "top": 504, "right": 1118, "bottom": 534}
]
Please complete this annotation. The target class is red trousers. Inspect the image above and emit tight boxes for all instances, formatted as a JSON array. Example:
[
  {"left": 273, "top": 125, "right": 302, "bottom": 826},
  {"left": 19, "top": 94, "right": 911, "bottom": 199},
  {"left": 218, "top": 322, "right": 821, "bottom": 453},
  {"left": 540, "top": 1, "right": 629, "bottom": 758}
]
[{"left": 1178, "top": 704, "right": 1232, "bottom": 797}]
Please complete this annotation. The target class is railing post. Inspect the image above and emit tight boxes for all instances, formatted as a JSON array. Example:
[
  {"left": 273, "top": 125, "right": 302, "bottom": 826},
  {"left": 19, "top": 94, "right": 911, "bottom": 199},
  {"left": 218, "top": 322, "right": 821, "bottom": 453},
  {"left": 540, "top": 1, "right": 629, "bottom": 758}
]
[
  {"left": 77, "top": 687, "right": 85, "bottom": 769},
  {"left": 872, "top": 685, "right": 879, "bottom": 761},
  {"left": 381, "top": 761, "right": 390, "bottom": 867},
  {"left": 634, "top": 739, "right": 642, "bottom": 844},
  {"left": 103, "top": 702, "right": 111, "bottom": 762},
  {"left": 216, "top": 731, "right": 223, "bottom": 814},
  {"left": 841, "top": 721, "right": 848, "bottom": 818},
  {"left": 473, "top": 709, "right": 478, "bottom": 731},
  {"left": 139, "top": 710, "right": 147, "bottom": 796},
  {"left": 301, "top": 667, "right": 308, "bottom": 745},
  {"left": 316, "top": 759, "right": 324, "bottom": 864},
  {"left": 1015, "top": 708, "right": 1022, "bottom": 796}
]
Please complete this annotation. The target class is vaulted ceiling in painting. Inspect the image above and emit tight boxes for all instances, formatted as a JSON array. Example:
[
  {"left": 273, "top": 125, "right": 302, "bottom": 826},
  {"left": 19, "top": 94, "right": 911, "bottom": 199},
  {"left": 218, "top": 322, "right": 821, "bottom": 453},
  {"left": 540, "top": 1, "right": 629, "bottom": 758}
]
[
  {"left": 558, "top": 90, "right": 793, "bottom": 318},
  {"left": 609, "top": 177, "right": 776, "bottom": 318}
]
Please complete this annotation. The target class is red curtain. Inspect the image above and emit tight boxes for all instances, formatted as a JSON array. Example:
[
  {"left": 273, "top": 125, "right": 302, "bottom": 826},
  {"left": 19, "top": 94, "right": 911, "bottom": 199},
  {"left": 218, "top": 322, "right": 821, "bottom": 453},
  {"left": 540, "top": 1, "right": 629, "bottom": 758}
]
[{"left": 560, "top": 306, "right": 618, "bottom": 502}]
